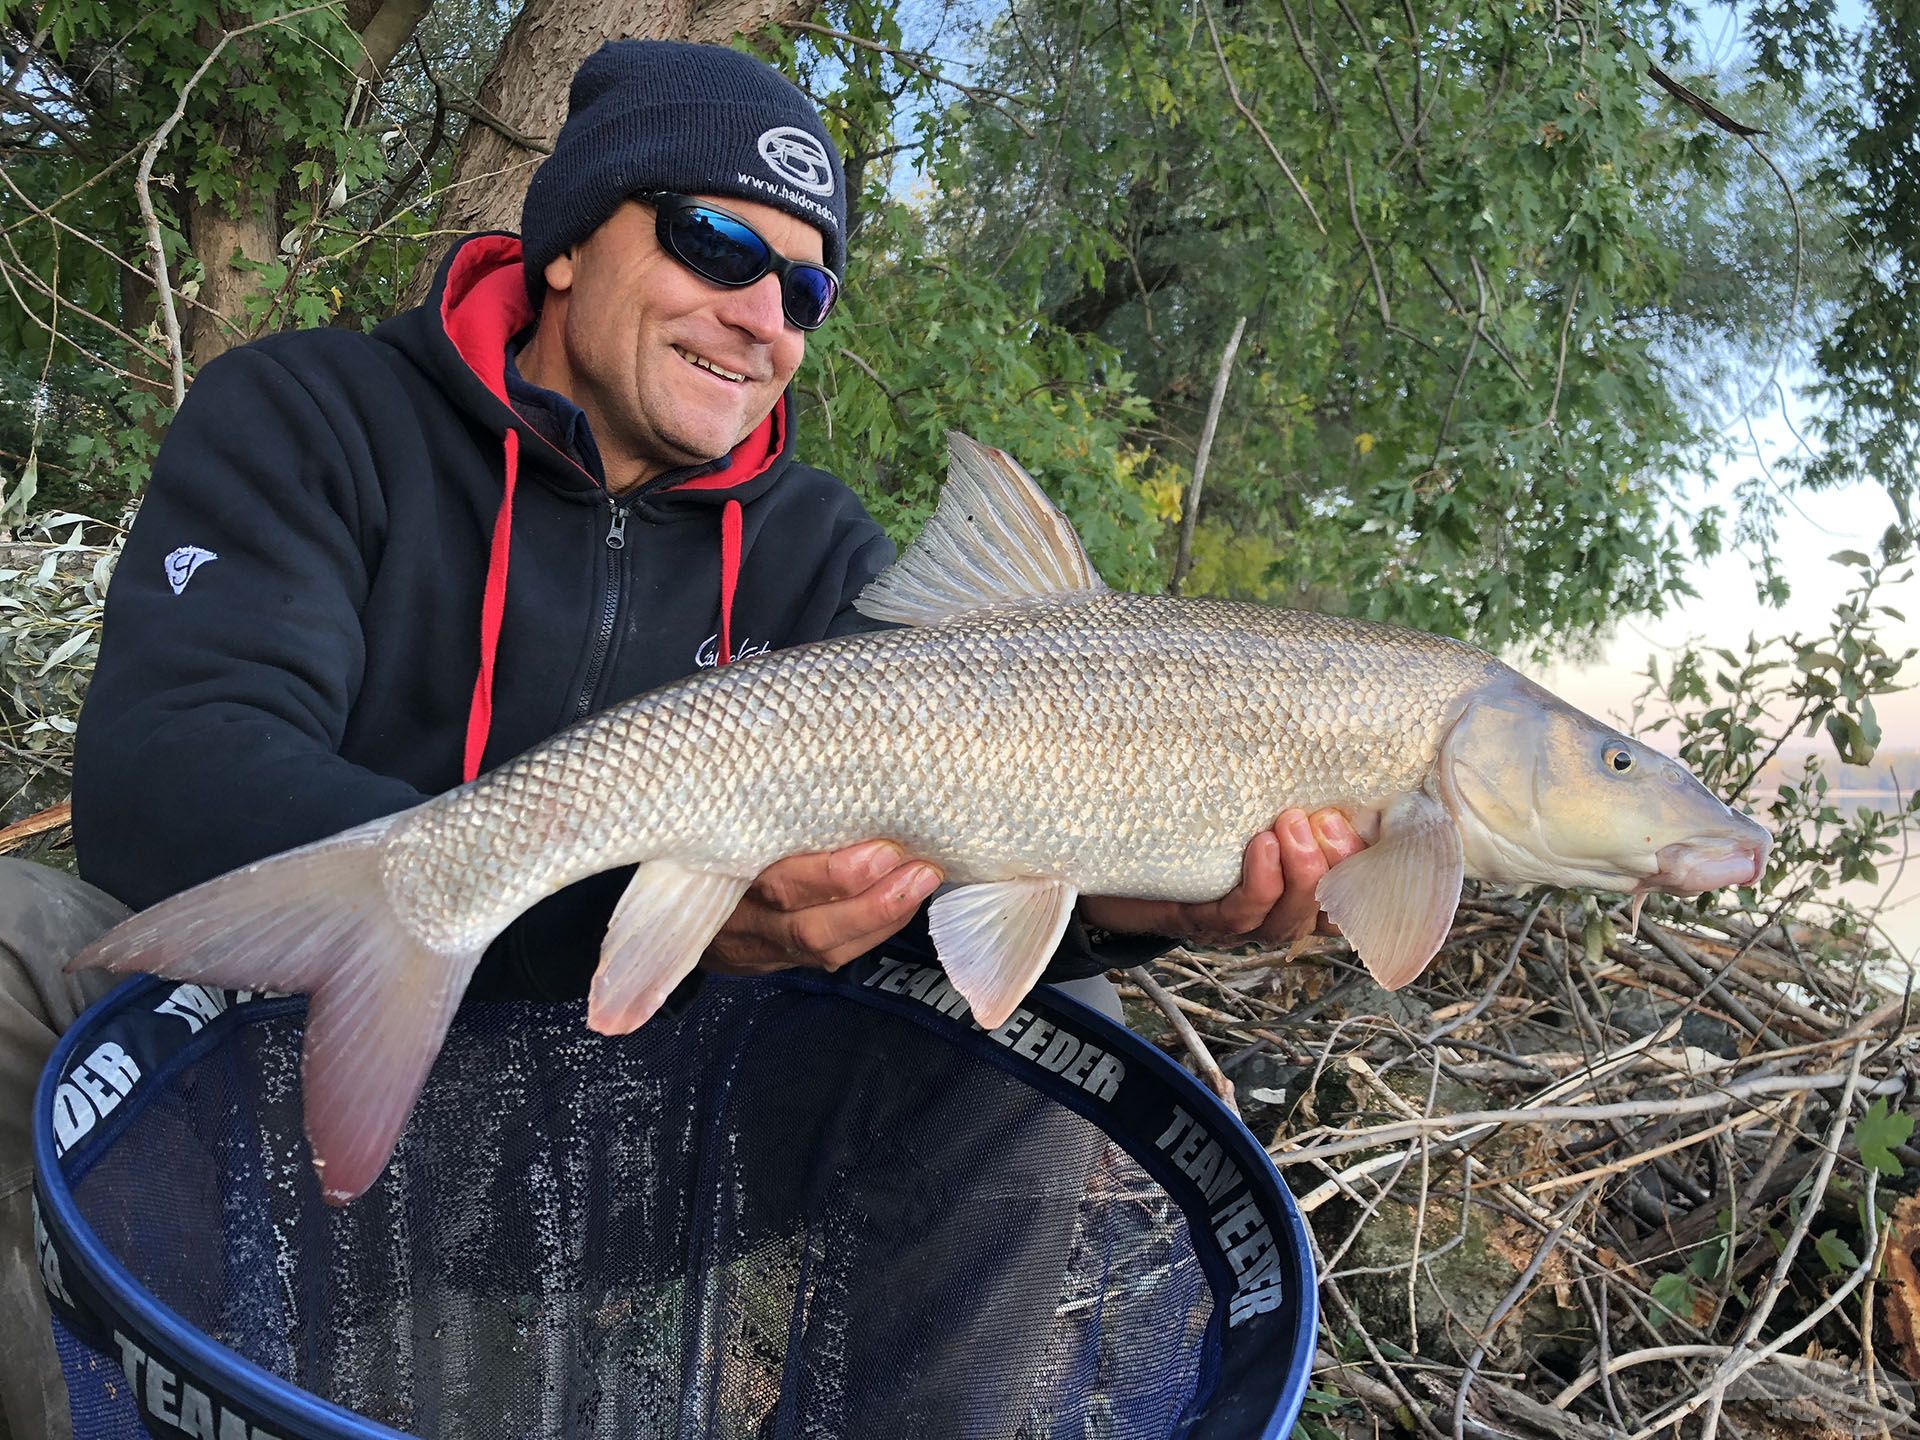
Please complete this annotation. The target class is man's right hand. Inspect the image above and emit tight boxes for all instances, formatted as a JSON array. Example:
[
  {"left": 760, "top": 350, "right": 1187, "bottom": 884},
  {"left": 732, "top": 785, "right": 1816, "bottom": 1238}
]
[{"left": 703, "top": 841, "right": 942, "bottom": 977}]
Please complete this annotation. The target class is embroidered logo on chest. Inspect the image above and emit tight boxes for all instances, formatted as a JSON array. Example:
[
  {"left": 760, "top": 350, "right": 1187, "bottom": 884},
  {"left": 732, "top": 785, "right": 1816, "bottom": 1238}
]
[{"left": 696, "top": 633, "right": 774, "bottom": 668}]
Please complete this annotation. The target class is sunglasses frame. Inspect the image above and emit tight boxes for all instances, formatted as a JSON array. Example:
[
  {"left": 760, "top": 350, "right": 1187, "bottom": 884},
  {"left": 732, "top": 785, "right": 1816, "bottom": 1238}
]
[{"left": 637, "top": 191, "right": 840, "bottom": 332}]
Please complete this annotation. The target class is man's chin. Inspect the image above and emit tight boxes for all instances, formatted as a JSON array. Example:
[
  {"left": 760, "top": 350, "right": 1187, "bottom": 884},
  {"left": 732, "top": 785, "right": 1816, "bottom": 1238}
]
[{"left": 658, "top": 399, "right": 770, "bottom": 463}]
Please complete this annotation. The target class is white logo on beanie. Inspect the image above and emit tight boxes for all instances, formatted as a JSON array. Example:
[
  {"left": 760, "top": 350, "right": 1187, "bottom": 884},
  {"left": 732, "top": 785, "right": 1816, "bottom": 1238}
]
[{"left": 757, "top": 126, "right": 835, "bottom": 197}]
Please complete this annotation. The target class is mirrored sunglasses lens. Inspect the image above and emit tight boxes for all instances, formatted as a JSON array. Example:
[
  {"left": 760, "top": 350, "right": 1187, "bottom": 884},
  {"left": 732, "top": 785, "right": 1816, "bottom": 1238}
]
[
  {"left": 672, "top": 209, "right": 768, "bottom": 284},
  {"left": 783, "top": 266, "right": 839, "bottom": 328}
]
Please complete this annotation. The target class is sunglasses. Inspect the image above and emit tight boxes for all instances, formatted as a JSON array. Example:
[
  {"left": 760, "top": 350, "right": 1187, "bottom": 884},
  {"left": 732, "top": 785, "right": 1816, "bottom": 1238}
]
[{"left": 638, "top": 191, "right": 841, "bottom": 331}]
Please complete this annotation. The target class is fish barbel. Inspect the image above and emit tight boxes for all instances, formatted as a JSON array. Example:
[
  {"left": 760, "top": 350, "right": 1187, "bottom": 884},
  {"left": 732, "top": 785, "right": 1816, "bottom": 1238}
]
[{"left": 74, "top": 433, "right": 1770, "bottom": 1202}]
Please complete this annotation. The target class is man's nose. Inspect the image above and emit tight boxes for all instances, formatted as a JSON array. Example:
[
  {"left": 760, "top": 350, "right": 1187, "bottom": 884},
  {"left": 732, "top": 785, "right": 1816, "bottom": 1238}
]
[{"left": 718, "top": 273, "right": 788, "bottom": 342}]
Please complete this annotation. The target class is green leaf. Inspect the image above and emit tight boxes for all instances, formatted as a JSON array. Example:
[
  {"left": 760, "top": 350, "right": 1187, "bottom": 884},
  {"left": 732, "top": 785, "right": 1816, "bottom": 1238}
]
[
  {"left": 1648, "top": 1271, "right": 1695, "bottom": 1327},
  {"left": 1814, "top": 1229, "right": 1861, "bottom": 1274},
  {"left": 1828, "top": 550, "right": 1871, "bottom": 568},
  {"left": 0, "top": 450, "right": 39, "bottom": 526},
  {"left": 1856, "top": 1098, "right": 1912, "bottom": 1176},
  {"left": 1582, "top": 910, "right": 1612, "bottom": 966},
  {"left": 1825, "top": 712, "right": 1874, "bottom": 766}
]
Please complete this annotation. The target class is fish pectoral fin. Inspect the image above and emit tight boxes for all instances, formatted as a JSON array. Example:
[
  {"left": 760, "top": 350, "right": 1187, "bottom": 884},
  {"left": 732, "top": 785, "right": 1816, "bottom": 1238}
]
[
  {"left": 930, "top": 877, "right": 1080, "bottom": 1029},
  {"left": 588, "top": 861, "right": 753, "bottom": 1035},
  {"left": 1314, "top": 791, "right": 1464, "bottom": 991},
  {"left": 853, "top": 432, "right": 1106, "bottom": 626}
]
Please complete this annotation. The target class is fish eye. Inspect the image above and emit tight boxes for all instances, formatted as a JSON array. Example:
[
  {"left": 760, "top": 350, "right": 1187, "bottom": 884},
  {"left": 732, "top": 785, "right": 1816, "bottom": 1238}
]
[{"left": 1605, "top": 745, "right": 1634, "bottom": 773}]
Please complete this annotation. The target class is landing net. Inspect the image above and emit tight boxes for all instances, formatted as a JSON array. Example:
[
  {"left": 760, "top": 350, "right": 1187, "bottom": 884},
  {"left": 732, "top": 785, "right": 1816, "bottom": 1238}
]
[{"left": 36, "top": 950, "right": 1315, "bottom": 1439}]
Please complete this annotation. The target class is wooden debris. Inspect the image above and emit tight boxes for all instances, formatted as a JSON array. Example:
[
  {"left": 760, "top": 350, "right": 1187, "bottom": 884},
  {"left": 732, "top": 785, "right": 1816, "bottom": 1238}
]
[
  {"left": 0, "top": 798, "right": 70, "bottom": 855},
  {"left": 1123, "top": 890, "right": 1920, "bottom": 1437}
]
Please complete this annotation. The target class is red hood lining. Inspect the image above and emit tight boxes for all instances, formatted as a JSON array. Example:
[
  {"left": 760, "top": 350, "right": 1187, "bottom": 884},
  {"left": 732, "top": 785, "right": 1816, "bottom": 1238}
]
[{"left": 439, "top": 234, "right": 788, "bottom": 494}]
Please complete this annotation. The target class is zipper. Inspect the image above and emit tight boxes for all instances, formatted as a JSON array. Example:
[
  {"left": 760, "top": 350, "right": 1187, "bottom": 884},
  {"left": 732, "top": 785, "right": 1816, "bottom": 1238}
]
[{"left": 573, "top": 496, "right": 630, "bottom": 719}]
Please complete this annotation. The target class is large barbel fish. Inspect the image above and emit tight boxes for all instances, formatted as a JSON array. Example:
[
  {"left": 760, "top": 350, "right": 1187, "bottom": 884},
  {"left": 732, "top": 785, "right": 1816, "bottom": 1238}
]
[{"left": 75, "top": 433, "right": 1769, "bottom": 1202}]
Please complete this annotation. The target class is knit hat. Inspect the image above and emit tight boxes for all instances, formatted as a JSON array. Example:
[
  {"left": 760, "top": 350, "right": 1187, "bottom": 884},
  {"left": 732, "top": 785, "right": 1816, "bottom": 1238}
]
[{"left": 521, "top": 40, "right": 847, "bottom": 304}]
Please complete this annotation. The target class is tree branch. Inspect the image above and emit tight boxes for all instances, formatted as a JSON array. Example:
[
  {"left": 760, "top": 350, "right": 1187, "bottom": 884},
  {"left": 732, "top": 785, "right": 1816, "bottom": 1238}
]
[
  {"left": 1170, "top": 314, "right": 1246, "bottom": 597},
  {"left": 1199, "top": 0, "right": 1327, "bottom": 236}
]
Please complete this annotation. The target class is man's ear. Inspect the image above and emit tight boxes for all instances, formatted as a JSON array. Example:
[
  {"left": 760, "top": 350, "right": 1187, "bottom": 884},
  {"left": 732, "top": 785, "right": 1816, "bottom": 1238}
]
[{"left": 543, "top": 250, "right": 575, "bottom": 295}]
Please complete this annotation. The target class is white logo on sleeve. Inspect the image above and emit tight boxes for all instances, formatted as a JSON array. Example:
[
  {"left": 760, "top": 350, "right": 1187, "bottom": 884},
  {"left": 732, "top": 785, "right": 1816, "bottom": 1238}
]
[
  {"left": 164, "top": 546, "right": 218, "bottom": 594},
  {"left": 756, "top": 127, "right": 835, "bottom": 196}
]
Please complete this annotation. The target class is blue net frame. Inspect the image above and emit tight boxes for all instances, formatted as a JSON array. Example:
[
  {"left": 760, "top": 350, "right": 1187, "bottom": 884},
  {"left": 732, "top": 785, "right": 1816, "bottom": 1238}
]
[{"left": 35, "top": 952, "right": 1317, "bottom": 1440}]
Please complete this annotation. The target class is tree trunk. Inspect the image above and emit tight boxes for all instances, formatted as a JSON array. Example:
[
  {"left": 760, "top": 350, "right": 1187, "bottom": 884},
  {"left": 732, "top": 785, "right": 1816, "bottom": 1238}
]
[
  {"left": 347, "top": 0, "right": 436, "bottom": 85},
  {"left": 174, "top": 5, "right": 433, "bottom": 373},
  {"left": 185, "top": 190, "right": 278, "bottom": 369},
  {"left": 405, "top": 0, "right": 813, "bottom": 304}
]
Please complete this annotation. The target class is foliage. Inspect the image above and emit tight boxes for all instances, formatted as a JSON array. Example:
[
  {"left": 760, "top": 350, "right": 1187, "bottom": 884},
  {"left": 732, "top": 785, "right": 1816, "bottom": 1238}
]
[
  {"left": 876, "top": 0, "right": 1868, "bottom": 654},
  {"left": 1856, "top": 1096, "right": 1913, "bottom": 1176},
  {"left": 770, "top": 5, "right": 1168, "bottom": 584},
  {"left": 0, "top": 0, "right": 1914, "bottom": 796},
  {"left": 1634, "top": 537, "right": 1918, "bottom": 949},
  {"left": 2, "top": 0, "right": 1909, "bottom": 642},
  {"left": 0, "top": 0, "right": 511, "bottom": 517},
  {"left": 1803, "top": 0, "right": 1920, "bottom": 518},
  {"left": 0, "top": 513, "right": 118, "bottom": 783}
]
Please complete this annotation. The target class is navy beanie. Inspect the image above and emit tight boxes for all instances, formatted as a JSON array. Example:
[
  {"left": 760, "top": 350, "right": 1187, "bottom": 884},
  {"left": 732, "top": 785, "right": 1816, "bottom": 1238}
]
[{"left": 521, "top": 40, "right": 847, "bottom": 303}]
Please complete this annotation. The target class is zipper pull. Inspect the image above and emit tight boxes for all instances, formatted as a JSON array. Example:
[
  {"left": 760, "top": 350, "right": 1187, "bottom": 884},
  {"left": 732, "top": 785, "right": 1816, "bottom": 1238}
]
[{"left": 605, "top": 504, "right": 628, "bottom": 551}]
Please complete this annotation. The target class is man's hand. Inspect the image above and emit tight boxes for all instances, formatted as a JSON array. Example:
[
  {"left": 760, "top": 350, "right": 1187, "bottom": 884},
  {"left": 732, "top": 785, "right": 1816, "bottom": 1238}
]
[
  {"left": 1079, "top": 808, "right": 1365, "bottom": 947},
  {"left": 703, "top": 840, "right": 942, "bottom": 976}
]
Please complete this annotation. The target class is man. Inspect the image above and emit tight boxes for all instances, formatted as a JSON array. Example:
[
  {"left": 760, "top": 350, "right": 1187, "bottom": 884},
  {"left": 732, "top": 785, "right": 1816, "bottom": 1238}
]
[{"left": 0, "top": 38, "right": 1360, "bottom": 1438}]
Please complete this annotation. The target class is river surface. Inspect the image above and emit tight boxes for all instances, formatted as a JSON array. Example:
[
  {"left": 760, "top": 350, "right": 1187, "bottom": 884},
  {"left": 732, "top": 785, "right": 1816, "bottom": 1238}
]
[{"left": 1752, "top": 794, "right": 1920, "bottom": 975}]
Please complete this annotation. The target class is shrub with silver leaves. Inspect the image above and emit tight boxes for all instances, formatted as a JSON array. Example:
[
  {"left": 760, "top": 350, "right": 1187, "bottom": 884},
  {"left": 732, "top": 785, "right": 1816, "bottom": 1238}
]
[{"left": 0, "top": 514, "right": 122, "bottom": 803}]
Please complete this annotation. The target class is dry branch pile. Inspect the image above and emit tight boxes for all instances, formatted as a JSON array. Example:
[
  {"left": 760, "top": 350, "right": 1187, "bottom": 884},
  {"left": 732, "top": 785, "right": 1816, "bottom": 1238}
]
[{"left": 1121, "top": 893, "right": 1920, "bottom": 1440}]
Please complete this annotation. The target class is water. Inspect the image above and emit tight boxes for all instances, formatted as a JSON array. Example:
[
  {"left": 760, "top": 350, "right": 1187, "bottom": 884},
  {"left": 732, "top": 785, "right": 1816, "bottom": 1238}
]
[{"left": 1758, "top": 794, "right": 1920, "bottom": 975}]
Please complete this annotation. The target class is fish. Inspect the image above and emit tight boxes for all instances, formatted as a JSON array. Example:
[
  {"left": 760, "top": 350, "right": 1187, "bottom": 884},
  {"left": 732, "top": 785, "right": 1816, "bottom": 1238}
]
[{"left": 72, "top": 432, "right": 1771, "bottom": 1203}]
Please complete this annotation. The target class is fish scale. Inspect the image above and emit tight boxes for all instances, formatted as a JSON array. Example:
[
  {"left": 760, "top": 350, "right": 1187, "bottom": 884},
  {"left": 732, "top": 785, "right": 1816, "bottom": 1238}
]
[{"left": 386, "top": 592, "right": 1505, "bottom": 956}]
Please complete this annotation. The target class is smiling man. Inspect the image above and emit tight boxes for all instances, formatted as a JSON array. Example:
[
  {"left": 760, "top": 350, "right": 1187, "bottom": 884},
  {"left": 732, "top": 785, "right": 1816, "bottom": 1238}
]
[
  {"left": 66, "top": 36, "right": 1358, "bottom": 1006},
  {"left": 0, "top": 40, "right": 1366, "bottom": 1435}
]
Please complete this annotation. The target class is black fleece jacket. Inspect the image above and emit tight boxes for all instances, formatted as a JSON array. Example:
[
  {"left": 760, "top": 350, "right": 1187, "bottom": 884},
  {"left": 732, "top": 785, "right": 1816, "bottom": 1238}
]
[{"left": 73, "top": 233, "right": 1131, "bottom": 997}]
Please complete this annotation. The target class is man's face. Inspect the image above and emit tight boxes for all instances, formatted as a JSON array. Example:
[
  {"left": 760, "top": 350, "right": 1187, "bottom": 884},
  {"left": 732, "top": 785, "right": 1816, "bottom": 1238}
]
[{"left": 535, "top": 194, "right": 820, "bottom": 483}]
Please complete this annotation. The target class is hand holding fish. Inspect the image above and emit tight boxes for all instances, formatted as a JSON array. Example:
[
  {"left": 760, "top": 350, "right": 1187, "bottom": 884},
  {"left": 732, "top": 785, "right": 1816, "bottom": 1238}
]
[
  {"left": 703, "top": 840, "right": 943, "bottom": 975},
  {"left": 1081, "top": 808, "right": 1366, "bottom": 946},
  {"left": 705, "top": 809, "right": 1363, "bottom": 977}
]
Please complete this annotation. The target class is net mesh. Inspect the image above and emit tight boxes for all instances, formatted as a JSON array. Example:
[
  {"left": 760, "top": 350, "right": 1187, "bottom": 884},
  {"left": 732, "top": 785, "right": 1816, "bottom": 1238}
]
[{"left": 60, "top": 982, "right": 1216, "bottom": 1438}]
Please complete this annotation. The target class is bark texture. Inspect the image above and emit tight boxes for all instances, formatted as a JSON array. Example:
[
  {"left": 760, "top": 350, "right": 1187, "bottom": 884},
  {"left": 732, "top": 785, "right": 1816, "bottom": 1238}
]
[
  {"left": 185, "top": 194, "right": 277, "bottom": 370},
  {"left": 181, "top": 4, "right": 433, "bottom": 368}
]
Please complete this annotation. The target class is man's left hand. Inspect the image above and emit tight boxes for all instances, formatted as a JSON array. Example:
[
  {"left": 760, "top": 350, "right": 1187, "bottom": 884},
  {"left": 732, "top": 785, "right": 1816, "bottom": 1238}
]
[{"left": 1078, "top": 808, "right": 1365, "bottom": 947}]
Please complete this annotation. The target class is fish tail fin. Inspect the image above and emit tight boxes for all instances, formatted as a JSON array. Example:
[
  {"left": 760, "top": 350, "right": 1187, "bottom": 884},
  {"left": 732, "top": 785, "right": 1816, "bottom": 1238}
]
[{"left": 71, "top": 812, "right": 488, "bottom": 1204}]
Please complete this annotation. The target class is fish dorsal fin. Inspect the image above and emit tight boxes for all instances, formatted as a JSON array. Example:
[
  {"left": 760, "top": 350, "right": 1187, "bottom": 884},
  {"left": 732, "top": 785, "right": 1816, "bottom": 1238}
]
[
  {"left": 1315, "top": 792, "right": 1464, "bottom": 991},
  {"left": 854, "top": 432, "right": 1106, "bottom": 626}
]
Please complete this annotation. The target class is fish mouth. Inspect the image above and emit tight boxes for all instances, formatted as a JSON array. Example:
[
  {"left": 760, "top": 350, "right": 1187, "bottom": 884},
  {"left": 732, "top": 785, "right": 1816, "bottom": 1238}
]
[{"left": 1643, "top": 835, "right": 1769, "bottom": 894}]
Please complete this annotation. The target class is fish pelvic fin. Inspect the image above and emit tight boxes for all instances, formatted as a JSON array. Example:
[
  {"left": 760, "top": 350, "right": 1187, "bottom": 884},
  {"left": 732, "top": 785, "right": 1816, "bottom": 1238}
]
[
  {"left": 1315, "top": 791, "right": 1464, "bottom": 991},
  {"left": 853, "top": 432, "right": 1107, "bottom": 626},
  {"left": 930, "top": 877, "right": 1079, "bottom": 1029},
  {"left": 586, "top": 861, "right": 753, "bottom": 1035},
  {"left": 68, "top": 811, "right": 489, "bottom": 1205}
]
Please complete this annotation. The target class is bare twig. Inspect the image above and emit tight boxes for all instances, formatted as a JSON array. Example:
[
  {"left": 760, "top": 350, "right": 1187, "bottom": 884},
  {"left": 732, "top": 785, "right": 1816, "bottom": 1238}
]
[
  {"left": 1454, "top": 1183, "right": 1598, "bottom": 1440},
  {"left": 1168, "top": 314, "right": 1246, "bottom": 596},
  {"left": 783, "top": 20, "right": 1036, "bottom": 138},
  {"left": 131, "top": 4, "right": 337, "bottom": 406},
  {"left": 1197, "top": 0, "right": 1327, "bottom": 235},
  {"left": 1344, "top": 157, "right": 1391, "bottom": 327},
  {"left": 1129, "top": 963, "right": 1236, "bottom": 1108},
  {"left": 0, "top": 799, "right": 70, "bottom": 855}
]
